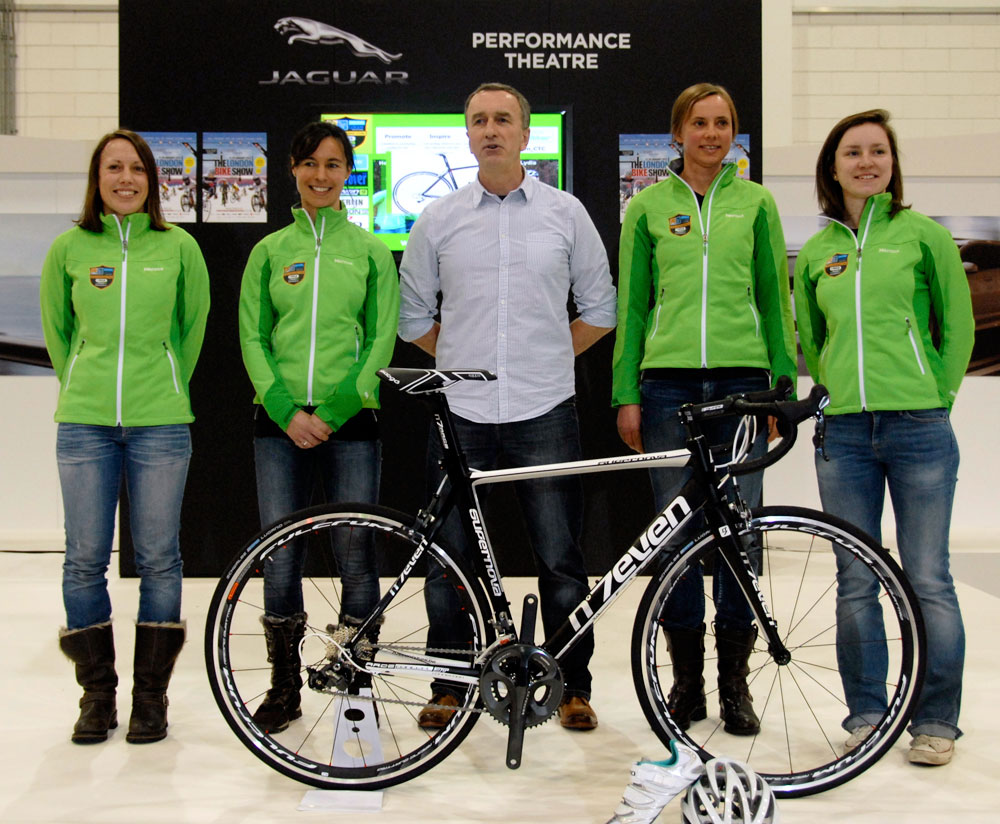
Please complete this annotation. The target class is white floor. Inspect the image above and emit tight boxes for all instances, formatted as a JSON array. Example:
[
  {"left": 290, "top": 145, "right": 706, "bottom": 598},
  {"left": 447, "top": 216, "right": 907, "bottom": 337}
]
[{"left": 2, "top": 549, "right": 999, "bottom": 824}]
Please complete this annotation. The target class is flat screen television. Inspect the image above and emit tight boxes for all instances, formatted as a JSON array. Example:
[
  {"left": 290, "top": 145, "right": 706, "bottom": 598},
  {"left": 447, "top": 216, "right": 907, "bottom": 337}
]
[{"left": 320, "top": 111, "right": 569, "bottom": 252}]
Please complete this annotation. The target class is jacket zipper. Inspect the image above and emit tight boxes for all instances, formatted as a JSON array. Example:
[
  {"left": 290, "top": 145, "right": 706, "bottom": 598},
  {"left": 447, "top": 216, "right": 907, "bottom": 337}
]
[
  {"left": 747, "top": 286, "right": 760, "bottom": 337},
  {"left": 905, "top": 317, "right": 926, "bottom": 375},
  {"left": 163, "top": 342, "right": 180, "bottom": 392},
  {"left": 648, "top": 287, "right": 666, "bottom": 339},
  {"left": 671, "top": 167, "right": 727, "bottom": 368},
  {"left": 354, "top": 324, "right": 361, "bottom": 361},
  {"left": 305, "top": 213, "right": 326, "bottom": 406},
  {"left": 65, "top": 339, "right": 86, "bottom": 388},
  {"left": 113, "top": 216, "right": 131, "bottom": 425},
  {"left": 828, "top": 205, "right": 876, "bottom": 410}
]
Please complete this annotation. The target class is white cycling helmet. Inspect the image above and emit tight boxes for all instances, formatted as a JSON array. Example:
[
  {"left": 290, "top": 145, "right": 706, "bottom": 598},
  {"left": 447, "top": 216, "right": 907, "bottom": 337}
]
[{"left": 680, "top": 758, "right": 779, "bottom": 824}]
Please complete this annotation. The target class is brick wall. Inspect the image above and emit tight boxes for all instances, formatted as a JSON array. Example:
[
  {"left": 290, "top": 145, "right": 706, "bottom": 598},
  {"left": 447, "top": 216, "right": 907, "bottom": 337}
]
[
  {"left": 793, "top": 11, "right": 1000, "bottom": 143},
  {"left": 13, "top": 6, "right": 118, "bottom": 140}
]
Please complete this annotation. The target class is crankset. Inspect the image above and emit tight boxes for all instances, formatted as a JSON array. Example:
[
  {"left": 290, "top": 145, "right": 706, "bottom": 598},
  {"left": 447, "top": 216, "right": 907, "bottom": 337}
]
[{"left": 479, "top": 594, "right": 564, "bottom": 769}]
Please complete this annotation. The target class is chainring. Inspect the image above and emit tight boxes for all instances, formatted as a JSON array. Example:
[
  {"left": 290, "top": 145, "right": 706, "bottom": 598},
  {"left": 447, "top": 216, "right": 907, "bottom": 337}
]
[{"left": 479, "top": 644, "right": 564, "bottom": 728}]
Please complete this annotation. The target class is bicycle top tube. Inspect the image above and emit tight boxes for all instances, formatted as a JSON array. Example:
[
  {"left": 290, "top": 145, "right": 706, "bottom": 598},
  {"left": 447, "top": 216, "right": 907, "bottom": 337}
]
[{"left": 376, "top": 367, "right": 829, "bottom": 483}]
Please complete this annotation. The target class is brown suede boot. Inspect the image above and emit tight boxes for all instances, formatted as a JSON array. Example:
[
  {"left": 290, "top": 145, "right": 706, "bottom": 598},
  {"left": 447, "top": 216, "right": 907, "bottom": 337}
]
[
  {"left": 59, "top": 622, "right": 118, "bottom": 744},
  {"left": 126, "top": 622, "right": 185, "bottom": 744}
]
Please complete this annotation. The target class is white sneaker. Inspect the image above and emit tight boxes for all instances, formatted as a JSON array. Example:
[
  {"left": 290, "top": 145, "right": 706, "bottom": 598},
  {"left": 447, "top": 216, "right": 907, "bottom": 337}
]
[
  {"left": 606, "top": 741, "right": 705, "bottom": 824},
  {"left": 908, "top": 734, "right": 955, "bottom": 766},
  {"left": 844, "top": 725, "right": 873, "bottom": 753}
]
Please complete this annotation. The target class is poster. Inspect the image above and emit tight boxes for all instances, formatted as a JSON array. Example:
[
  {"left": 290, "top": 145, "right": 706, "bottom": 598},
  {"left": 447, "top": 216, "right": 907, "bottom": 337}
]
[
  {"left": 201, "top": 132, "right": 268, "bottom": 223},
  {"left": 619, "top": 134, "right": 751, "bottom": 222},
  {"left": 141, "top": 132, "right": 198, "bottom": 224}
]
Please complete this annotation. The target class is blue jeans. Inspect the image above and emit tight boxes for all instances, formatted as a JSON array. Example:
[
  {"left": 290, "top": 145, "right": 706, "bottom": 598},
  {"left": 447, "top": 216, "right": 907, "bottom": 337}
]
[
  {"left": 425, "top": 400, "right": 593, "bottom": 698},
  {"left": 254, "top": 435, "right": 381, "bottom": 620},
  {"left": 816, "top": 410, "right": 964, "bottom": 740},
  {"left": 57, "top": 423, "right": 191, "bottom": 629},
  {"left": 640, "top": 373, "right": 769, "bottom": 632}
]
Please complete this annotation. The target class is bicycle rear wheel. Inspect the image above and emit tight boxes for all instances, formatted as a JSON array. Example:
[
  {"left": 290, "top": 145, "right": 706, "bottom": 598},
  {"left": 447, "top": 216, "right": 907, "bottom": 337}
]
[
  {"left": 632, "top": 506, "right": 924, "bottom": 797},
  {"left": 392, "top": 171, "right": 453, "bottom": 215},
  {"left": 205, "top": 504, "right": 493, "bottom": 790}
]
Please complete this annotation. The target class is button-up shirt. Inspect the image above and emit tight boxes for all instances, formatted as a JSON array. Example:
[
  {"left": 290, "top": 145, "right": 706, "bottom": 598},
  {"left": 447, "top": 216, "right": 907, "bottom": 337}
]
[{"left": 399, "top": 171, "right": 616, "bottom": 424}]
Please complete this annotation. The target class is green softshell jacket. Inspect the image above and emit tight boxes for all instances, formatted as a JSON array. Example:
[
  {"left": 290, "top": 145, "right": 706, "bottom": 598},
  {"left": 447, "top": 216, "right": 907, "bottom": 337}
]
[
  {"left": 612, "top": 163, "right": 797, "bottom": 406},
  {"left": 239, "top": 205, "right": 400, "bottom": 433},
  {"left": 793, "top": 194, "right": 974, "bottom": 415},
  {"left": 40, "top": 213, "right": 210, "bottom": 425}
]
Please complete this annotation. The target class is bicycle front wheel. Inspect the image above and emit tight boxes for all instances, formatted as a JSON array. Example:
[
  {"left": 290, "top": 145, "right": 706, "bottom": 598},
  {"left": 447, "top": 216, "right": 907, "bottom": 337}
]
[
  {"left": 633, "top": 506, "right": 925, "bottom": 797},
  {"left": 392, "top": 171, "right": 454, "bottom": 215},
  {"left": 205, "top": 504, "right": 493, "bottom": 790}
]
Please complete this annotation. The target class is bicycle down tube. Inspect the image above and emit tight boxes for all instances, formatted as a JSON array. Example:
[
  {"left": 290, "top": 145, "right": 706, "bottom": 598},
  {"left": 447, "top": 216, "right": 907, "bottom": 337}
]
[{"left": 347, "top": 382, "right": 783, "bottom": 685}]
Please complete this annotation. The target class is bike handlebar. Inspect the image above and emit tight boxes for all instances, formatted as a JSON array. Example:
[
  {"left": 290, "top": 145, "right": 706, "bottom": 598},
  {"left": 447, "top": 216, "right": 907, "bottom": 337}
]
[{"left": 679, "top": 376, "right": 830, "bottom": 476}]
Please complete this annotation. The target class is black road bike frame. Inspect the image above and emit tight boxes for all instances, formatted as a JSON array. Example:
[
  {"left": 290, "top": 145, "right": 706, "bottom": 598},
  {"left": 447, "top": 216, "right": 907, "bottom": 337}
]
[{"left": 344, "top": 370, "right": 826, "bottom": 702}]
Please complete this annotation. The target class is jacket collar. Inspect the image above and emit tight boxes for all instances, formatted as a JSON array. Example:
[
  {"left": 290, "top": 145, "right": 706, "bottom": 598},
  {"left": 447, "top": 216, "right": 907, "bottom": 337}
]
[
  {"left": 666, "top": 159, "right": 737, "bottom": 193},
  {"left": 101, "top": 211, "right": 151, "bottom": 234},
  {"left": 292, "top": 204, "right": 348, "bottom": 231}
]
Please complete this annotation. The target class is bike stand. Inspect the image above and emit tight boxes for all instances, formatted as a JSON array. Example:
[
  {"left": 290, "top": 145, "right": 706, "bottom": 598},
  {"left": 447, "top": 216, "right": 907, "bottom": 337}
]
[{"left": 296, "top": 688, "right": 385, "bottom": 812}]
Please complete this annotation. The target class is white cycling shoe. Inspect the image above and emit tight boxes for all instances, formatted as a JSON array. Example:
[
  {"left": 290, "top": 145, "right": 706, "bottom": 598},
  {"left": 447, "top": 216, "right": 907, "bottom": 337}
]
[{"left": 606, "top": 740, "right": 706, "bottom": 824}]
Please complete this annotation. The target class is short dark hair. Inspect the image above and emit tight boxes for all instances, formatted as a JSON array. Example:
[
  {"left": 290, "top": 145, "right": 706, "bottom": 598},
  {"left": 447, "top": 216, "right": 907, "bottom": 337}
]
[
  {"left": 77, "top": 130, "right": 167, "bottom": 233},
  {"left": 815, "top": 109, "right": 908, "bottom": 222},
  {"left": 290, "top": 121, "right": 355, "bottom": 175},
  {"left": 464, "top": 82, "right": 531, "bottom": 129},
  {"left": 670, "top": 83, "right": 739, "bottom": 144}
]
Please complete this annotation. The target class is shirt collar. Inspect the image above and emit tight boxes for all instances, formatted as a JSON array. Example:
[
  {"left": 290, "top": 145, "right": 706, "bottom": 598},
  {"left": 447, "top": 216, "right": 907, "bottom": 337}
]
[{"left": 471, "top": 166, "right": 532, "bottom": 206}]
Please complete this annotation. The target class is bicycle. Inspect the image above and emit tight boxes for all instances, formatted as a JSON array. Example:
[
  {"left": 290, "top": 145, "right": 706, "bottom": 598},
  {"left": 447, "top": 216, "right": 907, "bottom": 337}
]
[
  {"left": 205, "top": 368, "right": 924, "bottom": 797},
  {"left": 391, "top": 153, "right": 477, "bottom": 215}
]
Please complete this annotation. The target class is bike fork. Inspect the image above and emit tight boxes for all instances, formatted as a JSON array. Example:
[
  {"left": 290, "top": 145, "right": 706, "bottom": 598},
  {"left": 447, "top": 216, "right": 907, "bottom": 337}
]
[{"left": 687, "top": 435, "right": 790, "bottom": 664}]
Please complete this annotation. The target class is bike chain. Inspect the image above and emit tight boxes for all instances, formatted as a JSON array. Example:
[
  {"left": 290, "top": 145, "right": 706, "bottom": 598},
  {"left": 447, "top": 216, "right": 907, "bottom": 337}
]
[{"left": 314, "top": 641, "right": 490, "bottom": 715}]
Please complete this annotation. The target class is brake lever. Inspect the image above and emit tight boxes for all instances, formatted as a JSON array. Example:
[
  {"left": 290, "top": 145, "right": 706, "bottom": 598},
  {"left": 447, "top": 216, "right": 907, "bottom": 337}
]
[{"left": 812, "top": 404, "right": 830, "bottom": 462}]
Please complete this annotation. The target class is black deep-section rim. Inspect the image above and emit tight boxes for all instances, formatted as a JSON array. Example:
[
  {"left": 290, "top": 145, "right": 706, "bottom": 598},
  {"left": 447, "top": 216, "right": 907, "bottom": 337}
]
[
  {"left": 632, "top": 506, "right": 925, "bottom": 797},
  {"left": 204, "top": 503, "right": 492, "bottom": 790}
]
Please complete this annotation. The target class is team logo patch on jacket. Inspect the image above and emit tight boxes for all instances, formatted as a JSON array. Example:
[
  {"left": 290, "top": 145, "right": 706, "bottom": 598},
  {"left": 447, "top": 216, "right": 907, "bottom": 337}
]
[
  {"left": 669, "top": 214, "right": 692, "bottom": 236},
  {"left": 283, "top": 262, "right": 306, "bottom": 284},
  {"left": 824, "top": 253, "right": 849, "bottom": 277},
  {"left": 89, "top": 266, "right": 115, "bottom": 288}
]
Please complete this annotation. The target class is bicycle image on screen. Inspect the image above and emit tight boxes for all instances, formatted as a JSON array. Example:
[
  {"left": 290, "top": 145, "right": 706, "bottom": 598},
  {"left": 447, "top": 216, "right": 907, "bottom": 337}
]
[
  {"left": 205, "top": 369, "right": 925, "bottom": 797},
  {"left": 391, "top": 153, "right": 478, "bottom": 215}
]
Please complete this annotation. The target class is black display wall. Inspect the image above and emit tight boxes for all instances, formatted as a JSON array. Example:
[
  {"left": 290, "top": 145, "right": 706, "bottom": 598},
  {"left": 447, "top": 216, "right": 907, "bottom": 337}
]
[{"left": 118, "top": 0, "right": 762, "bottom": 576}]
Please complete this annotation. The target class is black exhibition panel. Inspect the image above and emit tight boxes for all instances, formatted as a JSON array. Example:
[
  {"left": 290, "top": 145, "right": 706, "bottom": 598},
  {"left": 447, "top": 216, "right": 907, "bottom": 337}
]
[{"left": 118, "top": 0, "right": 762, "bottom": 576}]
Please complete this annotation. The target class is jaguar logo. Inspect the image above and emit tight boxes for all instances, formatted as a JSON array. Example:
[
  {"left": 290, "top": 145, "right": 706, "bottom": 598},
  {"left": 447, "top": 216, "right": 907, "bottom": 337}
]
[{"left": 274, "top": 17, "right": 402, "bottom": 64}]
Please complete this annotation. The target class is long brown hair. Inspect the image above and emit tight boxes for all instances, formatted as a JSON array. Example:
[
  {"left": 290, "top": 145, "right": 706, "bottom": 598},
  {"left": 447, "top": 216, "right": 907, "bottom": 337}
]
[
  {"left": 77, "top": 130, "right": 168, "bottom": 232},
  {"left": 816, "top": 109, "right": 908, "bottom": 222}
]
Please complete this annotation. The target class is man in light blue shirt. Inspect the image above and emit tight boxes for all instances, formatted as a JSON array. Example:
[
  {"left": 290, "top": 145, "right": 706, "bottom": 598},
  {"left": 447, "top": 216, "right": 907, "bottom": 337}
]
[{"left": 399, "top": 82, "right": 616, "bottom": 731}]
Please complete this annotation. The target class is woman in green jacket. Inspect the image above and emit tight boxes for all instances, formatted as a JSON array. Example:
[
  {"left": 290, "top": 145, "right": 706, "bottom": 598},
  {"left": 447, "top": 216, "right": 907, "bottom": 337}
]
[
  {"left": 239, "top": 121, "right": 399, "bottom": 733},
  {"left": 41, "top": 130, "right": 210, "bottom": 745},
  {"left": 794, "top": 109, "right": 973, "bottom": 766},
  {"left": 613, "top": 83, "right": 796, "bottom": 737}
]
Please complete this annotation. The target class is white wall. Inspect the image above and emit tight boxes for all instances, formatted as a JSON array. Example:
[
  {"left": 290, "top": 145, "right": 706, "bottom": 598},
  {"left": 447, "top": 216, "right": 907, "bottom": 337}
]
[{"left": 3, "top": 1, "right": 1000, "bottom": 549}]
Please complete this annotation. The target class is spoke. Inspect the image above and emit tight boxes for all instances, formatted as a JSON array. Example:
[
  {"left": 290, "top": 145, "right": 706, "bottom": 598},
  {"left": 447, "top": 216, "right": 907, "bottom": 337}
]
[
  {"left": 784, "top": 664, "right": 839, "bottom": 758},
  {"left": 781, "top": 533, "right": 817, "bottom": 644}
]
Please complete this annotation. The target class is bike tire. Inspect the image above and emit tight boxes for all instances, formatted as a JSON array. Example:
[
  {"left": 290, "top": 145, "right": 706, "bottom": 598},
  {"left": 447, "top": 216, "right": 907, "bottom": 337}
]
[
  {"left": 205, "top": 503, "right": 494, "bottom": 790},
  {"left": 251, "top": 194, "right": 262, "bottom": 213},
  {"left": 392, "top": 171, "right": 454, "bottom": 215},
  {"left": 632, "top": 506, "right": 925, "bottom": 797}
]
